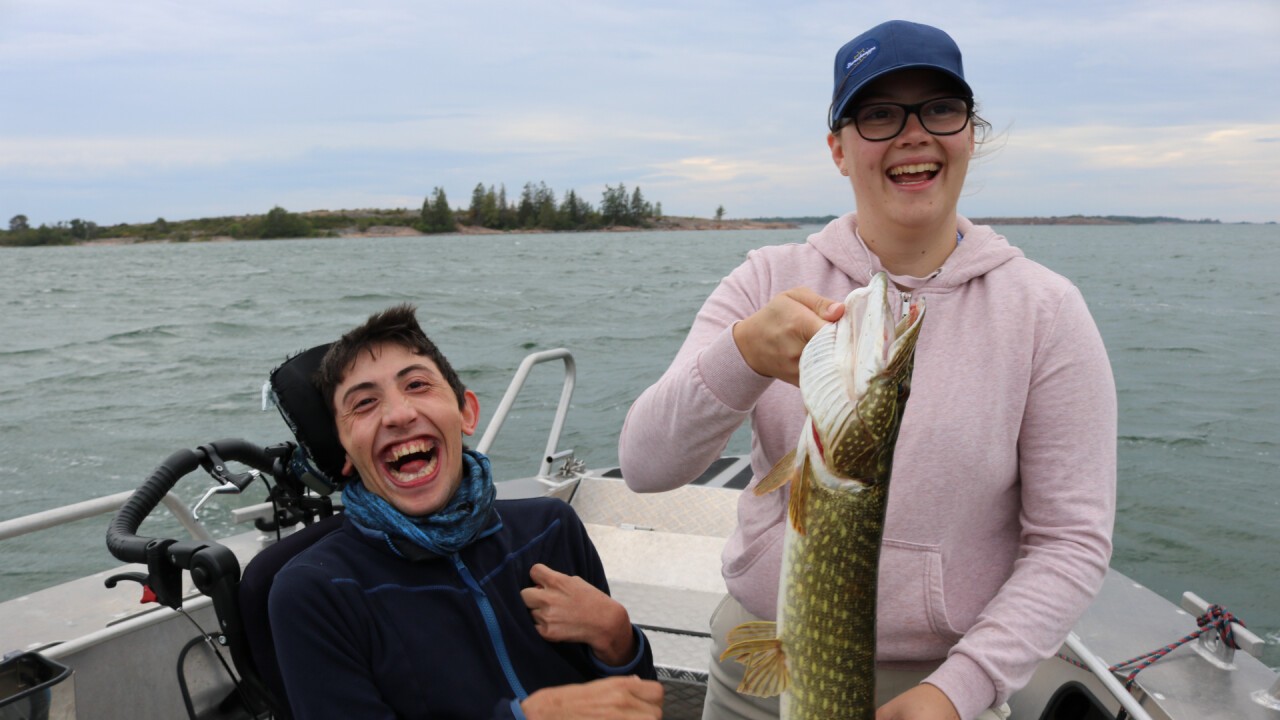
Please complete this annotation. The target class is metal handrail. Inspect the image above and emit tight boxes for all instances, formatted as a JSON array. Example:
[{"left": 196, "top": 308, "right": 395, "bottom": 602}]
[
  {"left": 475, "top": 348, "right": 576, "bottom": 478},
  {"left": 0, "top": 490, "right": 213, "bottom": 544},
  {"left": 1063, "top": 632, "right": 1155, "bottom": 720},
  {"left": 4, "top": 350, "right": 577, "bottom": 544}
]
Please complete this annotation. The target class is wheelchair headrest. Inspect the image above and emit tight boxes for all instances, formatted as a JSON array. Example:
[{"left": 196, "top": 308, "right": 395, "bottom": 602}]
[{"left": 267, "top": 343, "right": 348, "bottom": 494}]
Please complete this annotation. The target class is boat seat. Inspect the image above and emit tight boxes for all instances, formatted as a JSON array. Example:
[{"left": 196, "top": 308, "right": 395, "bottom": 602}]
[{"left": 236, "top": 513, "right": 345, "bottom": 720}]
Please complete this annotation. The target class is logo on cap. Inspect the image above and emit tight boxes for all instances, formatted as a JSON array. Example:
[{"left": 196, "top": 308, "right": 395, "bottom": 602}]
[{"left": 845, "top": 44, "right": 878, "bottom": 74}]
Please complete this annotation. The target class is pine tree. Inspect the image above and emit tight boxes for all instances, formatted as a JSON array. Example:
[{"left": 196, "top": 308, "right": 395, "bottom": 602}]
[
  {"left": 420, "top": 187, "right": 455, "bottom": 233},
  {"left": 468, "top": 183, "right": 486, "bottom": 226},
  {"left": 534, "top": 182, "right": 558, "bottom": 229},
  {"left": 497, "top": 185, "right": 515, "bottom": 229},
  {"left": 559, "top": 189, "right": 583, "bottom": 229},
  {"left": 629, "top": 187, "right": 651, "bottom": 226},
  {"left": 517, "top": 182, "right": 538, "bottom": 228},
  {"left": 481, "top": 185, "right": 500, "bottom": 228},
  {"left": 600, "top": 184, "right": 629, "bottom": 226}
]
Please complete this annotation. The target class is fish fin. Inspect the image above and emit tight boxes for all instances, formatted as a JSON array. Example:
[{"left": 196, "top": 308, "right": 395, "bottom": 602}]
[
  {"left": 740, "top": 651, "right": 790, "bottom": 698},
  {"left": 753, "top": 449, "right": 798, "bottom": 496},
  {"left": 720, "top": 621, "right": 789, "bottom": 698},
  {"left": 724, "top": 620, "right": 778, "bottom": 646},
  {"left": 788, "top": 454, "right": 811, "bottom": 536}
]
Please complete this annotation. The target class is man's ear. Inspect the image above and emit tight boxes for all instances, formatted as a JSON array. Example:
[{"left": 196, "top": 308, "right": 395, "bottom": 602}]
[
  {"left": 461, "top": 389, "right": 480, "bottom": 436},
  {"left": 342, "top": 455, "right": 356, "bottom": 477}
]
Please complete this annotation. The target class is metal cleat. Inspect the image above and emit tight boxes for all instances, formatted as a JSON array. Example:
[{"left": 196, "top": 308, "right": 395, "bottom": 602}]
[
  {"left": 548, "top": 449, "right": 586, "bottom": 479},
  {"left": 536, "top": 449, "right": 585, "bottom": 490},
  {"left": 1179, "top": 591, "right": 1264, "bottom": 669}
]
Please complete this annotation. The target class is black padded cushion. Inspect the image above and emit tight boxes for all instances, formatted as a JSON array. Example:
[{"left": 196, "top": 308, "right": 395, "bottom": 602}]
[{"left": 268, "top": 344, "right": 347, "bottom": 491}]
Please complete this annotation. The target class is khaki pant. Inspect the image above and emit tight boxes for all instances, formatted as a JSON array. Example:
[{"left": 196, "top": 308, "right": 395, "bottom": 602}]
[{"left": 703, "top": 594, "right": 1012, "bottom": 720}]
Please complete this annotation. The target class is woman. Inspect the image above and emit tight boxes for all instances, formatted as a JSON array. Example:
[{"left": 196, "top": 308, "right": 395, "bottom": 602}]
[{"left": 619, "top": 20, "right": 1116, "bottom": 720}]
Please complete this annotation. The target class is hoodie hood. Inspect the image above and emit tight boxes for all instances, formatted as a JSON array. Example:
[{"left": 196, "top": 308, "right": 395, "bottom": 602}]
[{"left": 807, "top": 213, "right": 1024, "bottom": 290}]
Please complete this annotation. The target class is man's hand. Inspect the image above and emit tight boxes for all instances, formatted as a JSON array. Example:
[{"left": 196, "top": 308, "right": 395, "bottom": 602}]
[
  {"left": 876, "top": 683, "right": 961, "bottom": 720},
  {"left": 521, "top": 563, "right": 636, "bottom": 666},
  {"left": 520, "top": 676, "right": 663, "bottom": 719},
  {"left": 733, "top": 287, "right": 845, "bottom": 386}
]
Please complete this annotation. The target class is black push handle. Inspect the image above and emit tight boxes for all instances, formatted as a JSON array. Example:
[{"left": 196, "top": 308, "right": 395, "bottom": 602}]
[{"left": 106, "top": 438, "right": 274, "bottom": 563}]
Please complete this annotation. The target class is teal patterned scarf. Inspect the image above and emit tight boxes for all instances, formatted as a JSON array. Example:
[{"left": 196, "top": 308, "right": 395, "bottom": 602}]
[{"left": 342, "top": 449, "right": 499, "bottom": 557}]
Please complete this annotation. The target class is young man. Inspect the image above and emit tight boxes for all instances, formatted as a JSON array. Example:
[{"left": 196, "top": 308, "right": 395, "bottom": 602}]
[{"left": 269, "top": 304, "right": 662, "bottom": 719}]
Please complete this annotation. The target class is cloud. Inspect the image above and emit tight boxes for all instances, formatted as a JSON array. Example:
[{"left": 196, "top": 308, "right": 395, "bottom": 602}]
[
  {"left": 4, "top": 0, "right": 1279, "bottom": 224},
  {"left": 964, "top": 121, "right": 1280, "bottom": 222},
  {"left": 1008, "top": 122, "right": 1280, "bottom": 174}
]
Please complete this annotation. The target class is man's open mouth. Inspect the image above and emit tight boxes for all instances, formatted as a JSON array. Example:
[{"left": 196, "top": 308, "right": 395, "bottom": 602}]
[{"left": 381, "top": 439, "right": 439, "bottom": 484}]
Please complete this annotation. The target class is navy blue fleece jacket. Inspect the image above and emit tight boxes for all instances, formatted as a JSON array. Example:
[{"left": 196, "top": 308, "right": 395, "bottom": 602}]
[{"left": 269, "top": 497, "right": 654, "bottom": 719}]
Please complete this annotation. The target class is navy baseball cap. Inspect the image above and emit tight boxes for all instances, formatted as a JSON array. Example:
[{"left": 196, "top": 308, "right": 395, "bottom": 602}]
[{"left": 828, "top": 20, "right": 972, "bottom": 131}]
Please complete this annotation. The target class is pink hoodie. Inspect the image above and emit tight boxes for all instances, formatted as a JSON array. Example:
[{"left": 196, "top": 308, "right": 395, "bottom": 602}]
[{"left": 619, "top": 214, "right": 1116, "bottom": 719}]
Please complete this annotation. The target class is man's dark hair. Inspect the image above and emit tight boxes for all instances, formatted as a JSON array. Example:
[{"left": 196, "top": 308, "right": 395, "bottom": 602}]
[{"left": 315, "top": 304, "right": 467, "bottom": 411}]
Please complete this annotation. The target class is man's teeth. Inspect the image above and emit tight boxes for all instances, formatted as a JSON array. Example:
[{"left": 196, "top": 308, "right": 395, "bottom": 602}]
[
  {"left": 385, "top": 439, "right": 436, "bottom": 462},
  {"left": 889, "top": 162, "right": 940, "bottom": 176}
]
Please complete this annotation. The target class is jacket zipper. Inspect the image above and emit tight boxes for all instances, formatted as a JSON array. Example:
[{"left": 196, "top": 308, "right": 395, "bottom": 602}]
[{"left": 452, "top": 554, "right": 529, "bottom": 701}]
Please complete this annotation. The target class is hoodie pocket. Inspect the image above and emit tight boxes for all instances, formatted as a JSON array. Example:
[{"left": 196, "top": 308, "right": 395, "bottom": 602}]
[{"left": 877, "top": 539, "right": 963, "bottom": 656}]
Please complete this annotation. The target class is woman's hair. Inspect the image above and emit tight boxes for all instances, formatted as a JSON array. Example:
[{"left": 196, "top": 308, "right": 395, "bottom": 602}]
[{"left": 971, "top": 105, "right": 993, "bottom": 148}]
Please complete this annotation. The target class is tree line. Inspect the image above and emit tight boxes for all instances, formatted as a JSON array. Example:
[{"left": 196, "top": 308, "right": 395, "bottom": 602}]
[
  {"left": 420, "top": 181, "right": 661, "bottom": 234},
  {"left": 1, "top": 181, "right": 666, "bottom": 247}
]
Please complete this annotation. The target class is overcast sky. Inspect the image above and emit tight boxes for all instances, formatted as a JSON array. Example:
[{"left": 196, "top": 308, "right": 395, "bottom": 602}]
[{"left": 3, "top": 0, "right": 1278, "bottom": 227}]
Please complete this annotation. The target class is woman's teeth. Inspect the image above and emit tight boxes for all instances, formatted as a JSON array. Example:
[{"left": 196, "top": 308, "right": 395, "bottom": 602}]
[
  {"left": 889, "top": 162, "right": 940, "bottom": 176},
  {"left": 888, "top": 162, "right": 940, "bottom": 184}
]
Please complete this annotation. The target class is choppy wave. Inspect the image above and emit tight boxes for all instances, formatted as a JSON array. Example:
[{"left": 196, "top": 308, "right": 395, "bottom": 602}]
[
  {"left": 1122, "top": 345, "right": 1208, "bottom": 354},
  {"left": 3, "top": 222, "right": 1279, "bottom": 666},
  {"left": 1118, "top": 434, "right": 1210, "bottom": 448}
]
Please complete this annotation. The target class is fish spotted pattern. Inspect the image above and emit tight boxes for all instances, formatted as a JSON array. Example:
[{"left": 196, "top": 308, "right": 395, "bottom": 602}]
[{"left": 721, "top": 272, "right": 924, "bottom": 719}]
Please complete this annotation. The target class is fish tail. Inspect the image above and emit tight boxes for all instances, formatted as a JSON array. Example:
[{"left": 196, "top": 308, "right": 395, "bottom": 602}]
[{"left": 721, "top": 621, "right": 790, "bottom": 698}]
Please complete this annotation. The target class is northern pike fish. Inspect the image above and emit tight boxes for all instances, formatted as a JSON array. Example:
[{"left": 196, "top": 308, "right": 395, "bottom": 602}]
[{"left": 722, "top": 271, "right": 924, "bottom": 719}]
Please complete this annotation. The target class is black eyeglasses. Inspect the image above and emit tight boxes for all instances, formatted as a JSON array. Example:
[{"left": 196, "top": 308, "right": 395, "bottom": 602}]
[{"left": 837, "top": 97, "right": 973, "bottom": 142}]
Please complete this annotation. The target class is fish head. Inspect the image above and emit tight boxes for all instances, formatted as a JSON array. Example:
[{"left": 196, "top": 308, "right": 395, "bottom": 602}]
[{"left": 799, "top": 272, "right": 924, "bottom": 486}]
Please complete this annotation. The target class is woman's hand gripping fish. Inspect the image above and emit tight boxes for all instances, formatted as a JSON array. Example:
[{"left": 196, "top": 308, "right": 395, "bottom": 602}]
[{"left": 722, "top": 271, "right": 925, "bottom": 719}]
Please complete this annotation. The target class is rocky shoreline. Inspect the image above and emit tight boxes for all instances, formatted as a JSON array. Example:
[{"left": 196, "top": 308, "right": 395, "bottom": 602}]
[
  {"left": 44, "top": 213, "right": 1243, "bottom": 248},
  {"left": 77, "top": 216, "right": 799, "bottom": 245}
]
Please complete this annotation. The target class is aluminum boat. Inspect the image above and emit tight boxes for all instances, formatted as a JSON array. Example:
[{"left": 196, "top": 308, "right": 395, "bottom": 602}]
[{"left": 2, "top": 350, "right": 1276, "bottom": 719}]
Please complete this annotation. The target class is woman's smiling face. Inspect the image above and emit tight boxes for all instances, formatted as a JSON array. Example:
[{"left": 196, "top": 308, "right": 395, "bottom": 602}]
[{"left": 829, "top": 68, "right": 975, "bottom": 237}]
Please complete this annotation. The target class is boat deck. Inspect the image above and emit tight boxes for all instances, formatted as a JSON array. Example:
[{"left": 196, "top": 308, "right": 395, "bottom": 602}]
[{"left": 4, "top": 464, "right": 1277, "bottom": 720}]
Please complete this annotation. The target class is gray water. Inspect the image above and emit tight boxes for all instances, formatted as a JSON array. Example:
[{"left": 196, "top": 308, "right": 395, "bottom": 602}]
[{"left": 2, "top": 224, "right": 1278, "bottom": 667}]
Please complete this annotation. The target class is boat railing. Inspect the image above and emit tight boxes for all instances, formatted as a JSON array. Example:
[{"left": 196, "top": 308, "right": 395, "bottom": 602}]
[
  {"left": 0, "top": 489, "right": 212, "bottom": 544},
  {"left": 475, "top": 347, "right": 577, "bottom": 480},
  {"left": 1063, "top": 633, "right": 1156, "bottom": 720},
  {"left": 202, "top": 348, "right": 581, "bottom": 530}
]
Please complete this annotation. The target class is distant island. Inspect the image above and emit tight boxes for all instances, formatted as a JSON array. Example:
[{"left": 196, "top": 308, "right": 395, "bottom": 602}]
[
  {"left": 2, "top": 185, "right": 1253, "bottom": 249},
  {"left": 967, "top": 215, "right": 1230, "bottom": 226},
  {"left": 771, "top": 214, "right": 1235, "bottom": 227},
  {"left": 2, "top": 181, "right": 796, "bottom": 247}
]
